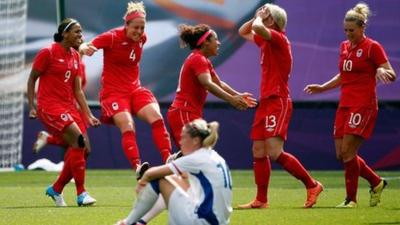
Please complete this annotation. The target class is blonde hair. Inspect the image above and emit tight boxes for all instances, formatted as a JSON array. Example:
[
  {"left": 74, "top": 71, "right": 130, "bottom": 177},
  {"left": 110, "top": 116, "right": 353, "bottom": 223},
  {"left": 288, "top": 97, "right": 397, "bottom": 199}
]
[
  {"left": 124, "top": 1, "right": 146, "bottom": 17},
  {"left": 185, "top": 119, "right": 219, "bottom": 149},
  {"left": 345, "top": 2, "right": 370, "bottom": 27},
  {"left": 264, "top": 3, "right": 287, "bottom": 31}
]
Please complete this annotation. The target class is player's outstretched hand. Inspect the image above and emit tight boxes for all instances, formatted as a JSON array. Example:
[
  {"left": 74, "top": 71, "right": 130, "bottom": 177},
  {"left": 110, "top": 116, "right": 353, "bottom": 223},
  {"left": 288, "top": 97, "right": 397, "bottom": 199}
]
[
  {"left": 304, "top": 84, "right": 325, "bottom": 95},
  {"left": 376, "top": 68, "right": 395, "bottom": 84},
  {"left": 79, "top": 43, "right": 98, "bottom": 56},
  {"left": 241, "top": 92, "right": 257, "bottom": 108},
  {"left": 88, "top": 116, "right": 101, "bottom": 127}
]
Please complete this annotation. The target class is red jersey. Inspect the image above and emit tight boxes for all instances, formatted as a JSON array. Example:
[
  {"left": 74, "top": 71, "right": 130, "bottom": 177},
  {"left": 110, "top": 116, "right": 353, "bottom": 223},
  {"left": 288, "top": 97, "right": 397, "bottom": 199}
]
[
  {"left": 78, "top": 61, "right": 87, "bottom": 89},
  {"left": 171, "top": 50, "right": 217, "bottom": 116},
  {"left": 91, "top": 27, "right": 146, "bottom": 94},
  {"left": 33, "top": 42, "right": 81, "bottom": 110},
  {"left": 254, "top": 30, "right": 292, "bottom": 99},
  {"left": 338, "top": 37, "right": 388, "bottom": 107}
]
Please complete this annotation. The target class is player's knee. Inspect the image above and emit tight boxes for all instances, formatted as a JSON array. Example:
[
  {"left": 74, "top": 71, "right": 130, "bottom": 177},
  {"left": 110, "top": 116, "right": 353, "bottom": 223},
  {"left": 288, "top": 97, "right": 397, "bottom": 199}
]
[
  {"left": 252, "top": 146, "right": 265, "bottom": 158},
  {"left": 77, "top": 134, "right": 85, "bottom": 148}
]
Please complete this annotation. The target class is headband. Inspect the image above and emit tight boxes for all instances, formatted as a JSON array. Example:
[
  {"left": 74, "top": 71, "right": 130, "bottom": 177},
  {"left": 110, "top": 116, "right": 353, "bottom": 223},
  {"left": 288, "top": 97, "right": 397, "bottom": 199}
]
[
  {"left": 63, "top": 20, "right": 77, "bottom": 33},
  {"left": 124, "top": 11, "right": 146, "bottom": 22},
  {"left": 196, "top": 30, "right": 212, "bottom": 47}
]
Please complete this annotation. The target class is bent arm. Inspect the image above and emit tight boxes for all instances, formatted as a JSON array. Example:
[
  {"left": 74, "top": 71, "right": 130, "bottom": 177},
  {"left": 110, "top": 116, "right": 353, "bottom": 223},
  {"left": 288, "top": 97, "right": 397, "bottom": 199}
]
[
  {"left": 304, "top": 73, "right": 341, "bottom": 94},
  {"left": 238, "top": 19, "right": 255, "bottom": 42},
  {"left": 27, "top": 70, "right": 41, "bottom": 118}
]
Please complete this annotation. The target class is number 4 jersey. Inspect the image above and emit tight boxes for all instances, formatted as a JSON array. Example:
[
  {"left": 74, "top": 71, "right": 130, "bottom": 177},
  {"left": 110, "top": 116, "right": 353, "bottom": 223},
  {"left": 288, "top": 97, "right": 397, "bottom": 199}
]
[
  {"left": 33, "top": 42, "right": 81, "bottom": 110},
  {"left": 338, "top": 37, "right": 388, "bottom": 107},
  {"left": 91, "top": 27, "right": 147, "bottom": 95}
]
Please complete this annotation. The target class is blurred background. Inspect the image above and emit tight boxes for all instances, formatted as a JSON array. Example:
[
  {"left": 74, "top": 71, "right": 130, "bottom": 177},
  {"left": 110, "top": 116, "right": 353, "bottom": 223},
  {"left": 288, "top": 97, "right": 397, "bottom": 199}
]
[{"left": 9, "top": 0, "right": 400, "bottom": 170}]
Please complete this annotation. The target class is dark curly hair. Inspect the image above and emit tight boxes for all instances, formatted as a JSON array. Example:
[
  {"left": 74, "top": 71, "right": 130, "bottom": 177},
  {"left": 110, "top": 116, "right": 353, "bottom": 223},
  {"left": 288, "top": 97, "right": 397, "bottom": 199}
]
[{"left": 178, "top": 24, "right": 211, "bottom": 49}]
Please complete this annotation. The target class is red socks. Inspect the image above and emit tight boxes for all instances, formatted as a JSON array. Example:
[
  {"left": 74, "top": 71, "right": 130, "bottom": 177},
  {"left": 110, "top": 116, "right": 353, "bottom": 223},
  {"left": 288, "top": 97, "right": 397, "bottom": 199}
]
[
  {"left": 53, "top": 147, "right": 86, "bottom": 195},
  {"left": 69, "top": 148, "right": 86, "bottom": 195},
  {"left": 53, "top": 149, "right": 73, "bottom": 193},
  {"left": 344, "top": 157, "right": 360, "bottom": 202},
  {"left": 253, "top": 157, "right": 270, "bottom": 203},
  {"left": 276, "top": 152, "right": 316, "bottom": 189},
  {"left": 122, "top": 131, "right": 141, "bottom": 169},
  {"left": 357, "top": 155, "right": 381, "bottom": 188},
  {"left": 151, "top": 119, "right": 172, "bottom": 163}
]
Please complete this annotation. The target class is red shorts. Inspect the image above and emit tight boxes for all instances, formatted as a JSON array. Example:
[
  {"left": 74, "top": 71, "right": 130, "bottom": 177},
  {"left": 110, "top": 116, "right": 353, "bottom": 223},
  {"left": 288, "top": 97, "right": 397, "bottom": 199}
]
[
  {"left": 100, "top": 87, "right": 158, "bottom": 124},
  {"left": 334, "top": 106, "right": 378, "bottom": 139},
  {"left": 167, "top": 107, "right": 201, "bottom": 148},
  {"left": 37, "top": 107, "right": 86, "bottom": 141},
  {"left": 251, "top": 97, "right": 292, "bottom": 141}
]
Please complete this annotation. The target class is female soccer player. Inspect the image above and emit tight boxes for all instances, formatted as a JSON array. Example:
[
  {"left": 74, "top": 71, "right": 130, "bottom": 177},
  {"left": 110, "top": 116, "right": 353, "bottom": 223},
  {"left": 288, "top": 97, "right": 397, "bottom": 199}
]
[
  {"left": 80, "top": 1, "right": 172, "bottom": 170},
  {"left": 33, "top": 40, "right": 92, "bottom": 158},
  {"left": 167, "top": 23, "right": 257, "bottom": 148},
  {"left": 27, "top": 18, "right": 100, "bottom": 207},
  {"left": 237, "top": 4, "right": 323, "bottom": 209},
  {"left": 304, "top": 3, "right": 396, "bottom": 208},
  {"left": 115, "top": 119, "right": 232, "bottom": 225}
]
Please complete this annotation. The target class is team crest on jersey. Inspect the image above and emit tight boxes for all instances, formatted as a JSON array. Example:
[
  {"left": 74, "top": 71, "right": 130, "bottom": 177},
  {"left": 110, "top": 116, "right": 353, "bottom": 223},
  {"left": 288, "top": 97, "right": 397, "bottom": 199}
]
[
  {"left": 58, "top": 59, "right": 64, "bottom": 63},
  {"left": 112, "top": 102, "right": 119, "bottom": 111},
  {"left": 356, "top": 49, "right": 363, "bottom": 57},
  {"left": 60, "top": 113, "right": 69, "bottom": 122},
  {"left": 122, "top": 42, "right": 128, "bottom": 45}
]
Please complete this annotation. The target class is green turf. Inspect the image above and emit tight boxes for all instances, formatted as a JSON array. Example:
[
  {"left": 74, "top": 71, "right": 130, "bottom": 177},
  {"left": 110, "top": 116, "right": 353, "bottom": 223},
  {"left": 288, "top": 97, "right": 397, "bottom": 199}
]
[{"left": 0, "top": 170, "right": 399, "bottom": 225}]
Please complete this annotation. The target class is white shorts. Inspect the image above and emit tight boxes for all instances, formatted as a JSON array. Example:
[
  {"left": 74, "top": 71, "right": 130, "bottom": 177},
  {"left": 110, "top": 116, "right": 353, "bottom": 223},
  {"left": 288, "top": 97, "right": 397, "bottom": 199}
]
[{"left": 168, "top": 188, "right": 209, "bottom": 225}]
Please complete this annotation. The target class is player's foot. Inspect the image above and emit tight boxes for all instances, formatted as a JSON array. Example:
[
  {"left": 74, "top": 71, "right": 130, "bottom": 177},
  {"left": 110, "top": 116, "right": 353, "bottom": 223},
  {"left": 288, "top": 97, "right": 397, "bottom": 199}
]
[
  {"left": 114, "top": 219, "right": 127, "bottom": 225},
  {"left": 45, "top": 186, "right": 67, "bottom": 207},
  {"left": 166, "top": 150, "right": 183, "bottom": 163},
  {"left": 237, "top": 199, "right": 268, "bottom": 209},
  {"left": 336, "top": 198, "right": 357, "bottom": 208},
  {"left": 135, "top": 219, "right": 147, "bottom": 225},
  {"left": 304, "top": 181, "right": 324, "bottom": 208},
  {"left": 77, "top": 192, "right": 96, "bottom": 206},
  {"left": 135, "top": 162, "right": 150, "bottom": 181},
  {"left": 369, "top": 179, "right": 387, "bottom": 207},
  {"left": 33, "top": 131, "right": 49, "bottom": 154}
]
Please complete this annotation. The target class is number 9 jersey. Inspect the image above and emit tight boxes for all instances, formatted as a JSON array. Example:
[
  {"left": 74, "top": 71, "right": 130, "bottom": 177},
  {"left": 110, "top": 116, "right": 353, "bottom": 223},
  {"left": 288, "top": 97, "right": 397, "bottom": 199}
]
[{"left": 33, "top": 42, "right": 82, "bottom": 110}]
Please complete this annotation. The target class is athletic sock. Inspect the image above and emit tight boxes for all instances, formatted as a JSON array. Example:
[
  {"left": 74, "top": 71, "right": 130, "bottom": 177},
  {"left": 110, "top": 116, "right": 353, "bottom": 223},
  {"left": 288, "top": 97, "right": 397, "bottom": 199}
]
[
  {"left": 139, "top": 195, "right": 166, "bottom": 224},
  {"left": 53, "top": 149, "right": 73, "bottom": 193},
  {"left": 151, "top": 119, "right": 172, "bottom": 163},
  {"left": 125, "top": 180, "right": 160, "bottom": 225},
  {"left": 122, "top": 130, "right": 141, "bottom": 169},
  {"left": 344, "top": 157, "right": 360, "bottom": 202},
  {"left": 276, "top": 152, "right": 316, "bottom": 189},
  {"left": 357, "top": 155, "right": 381, "bottom": 187},
  {"left": 68, "top": 147, "right": 86, "bottom": 195},
  {"left": 253, "top": 157, "right": 270, "bottom": 203}
]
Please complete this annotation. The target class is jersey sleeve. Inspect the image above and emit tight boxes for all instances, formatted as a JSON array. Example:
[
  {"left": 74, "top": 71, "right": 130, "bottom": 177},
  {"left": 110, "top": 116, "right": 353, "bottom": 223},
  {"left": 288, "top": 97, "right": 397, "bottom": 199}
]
[
  {"left": 168, "top": 154, "right": 201, "bottom": 175},
  {"left": 269, "top": 29, "right": 286, "bottom": 47},
  {"left": 32, "top": 48, "right": 51, "bottom": 73},
  {"left": 369, "top": 42, "right": 388, "bottom": 66},
  {"left": 253, "top": 34, "right": 264, "bottom": 47},
  {"left": 191, "top": 55, "right": 210, "bottom": 76},
  {"left": 91, "top": 31, "right": 113, "bottom": 49}
]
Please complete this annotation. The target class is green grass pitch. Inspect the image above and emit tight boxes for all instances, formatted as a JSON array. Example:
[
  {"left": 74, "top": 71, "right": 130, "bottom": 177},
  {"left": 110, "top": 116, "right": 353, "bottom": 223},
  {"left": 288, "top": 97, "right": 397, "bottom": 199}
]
[{"left": 1, "top": 170, "right": 399, "bottom": 225}]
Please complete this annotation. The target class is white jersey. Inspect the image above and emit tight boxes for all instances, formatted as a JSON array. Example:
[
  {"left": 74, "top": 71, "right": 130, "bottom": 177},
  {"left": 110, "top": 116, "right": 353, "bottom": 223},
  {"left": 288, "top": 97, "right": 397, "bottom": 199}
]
[{"left": 168, "top": 148, "right": 233, "bottom": 225}]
